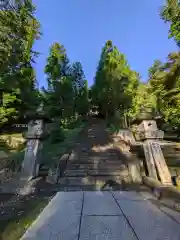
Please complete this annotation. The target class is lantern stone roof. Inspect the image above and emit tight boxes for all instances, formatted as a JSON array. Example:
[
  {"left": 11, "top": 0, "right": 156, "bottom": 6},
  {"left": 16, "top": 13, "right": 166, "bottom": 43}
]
[
  {"left": 25, "top": 103, "right": 52, "bottom": 122},
  {"left": 131, "top": 106, "right": 162, "bottom": 125}
]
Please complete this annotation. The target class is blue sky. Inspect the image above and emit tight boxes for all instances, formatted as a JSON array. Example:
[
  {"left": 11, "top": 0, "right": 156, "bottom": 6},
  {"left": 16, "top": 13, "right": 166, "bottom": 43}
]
[{"left": 33, "top": 0, "right": 177, "bottom": 88}]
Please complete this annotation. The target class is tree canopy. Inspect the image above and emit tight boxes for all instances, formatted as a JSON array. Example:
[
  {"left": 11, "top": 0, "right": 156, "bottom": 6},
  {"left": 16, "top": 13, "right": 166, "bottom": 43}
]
[
  {"left": 1, "top": 0, "right": 180, "bottom": 136},
  {"left": 43, "top": 42, "right": 89, "bottom": 125},
  {"left": 0, "top": 0, "right": 40, "bottom": 127}
]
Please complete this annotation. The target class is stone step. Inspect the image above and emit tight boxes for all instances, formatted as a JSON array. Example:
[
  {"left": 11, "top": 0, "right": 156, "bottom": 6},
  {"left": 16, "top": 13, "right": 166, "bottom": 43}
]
[
  {"left": 165, "top": 158, "right": 180, "bottom": 163},
  {"left": 70, "top": 159, "right": 121, "bottom": 164},
  {"left": 69, "top": 153, "right": 119, "bottom": 157},
  {"left": 161, "top": 149, "right": 180, "bottom": 153},
  {"left": 79, "top": 150, "right": 118, "bottom": 155},
  {"left": 76, "top": 154, "right": 120, "bottom": 158},
  {"left": 162, "top": 146, "right": 180, "bottom": 149},
  {"left": 163, "top": 153, "right": 180, "bottom": 157},
  {"left": 164, "top": 157, "right": 180, "bottom": 162},
  {"left": 162, "top": 149, "right": 180, "bottom": 154},
  {"left": 57, "top": 186, "right": 97, "bottom": 191},
  {"left": 58, "top": 175, "right": 131, "bottom": 186},
  {"left": 67, "top": 163, "right": 126, "bottom": 169},
  {"left": 65, "top": 166, "right": 127, "bottom": 171},
  {"left": 63, "top": 169, "right": 129, "bottom": 177},
  {"left": 39, "top": 180, "right": 147, "bottom": 192},
  {"left": 161, "top": 144, "right": 180, "bottom": 149},
  {"left": 162, "top": 148, "right": 180, "bottom": 152},
  {"left": 64, "top": 169, "right": 124, "bottom": 174},
  {"left": 55, "top": 185, "right": 123, "bottom": 191},
  {"left": 67, "top": 159, "right": 121, "bottom": 165},
  {"left": 165, "top": 162, "right": 180, "bottom": 167},
  {"left": 38, "top": 185, "right": 97, "bottom": 192},
  {"left": 64, "top": 168, "right": 129, "bottom": 174},
  {"left": 38, "top": 179, "right": 140, "bottom": 192}
]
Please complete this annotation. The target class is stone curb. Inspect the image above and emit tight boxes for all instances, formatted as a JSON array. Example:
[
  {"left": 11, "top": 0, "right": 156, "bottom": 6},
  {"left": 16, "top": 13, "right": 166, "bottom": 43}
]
[
  {"left": 46, "top": 152, "right": 72, "bottom": 184},
  {"left": 143, "top": 176, "right": 180, "bottom": 201},
  {"left": 56, "top": 152, "right": 72, "bottom": 183}
]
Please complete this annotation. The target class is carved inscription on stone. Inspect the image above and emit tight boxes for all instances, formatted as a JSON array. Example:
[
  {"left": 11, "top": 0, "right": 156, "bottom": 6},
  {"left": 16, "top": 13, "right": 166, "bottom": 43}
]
[
  {"left": 143, "top": 142, "right": 157, "bottom": 179},
  {"left": 27, "top": 140, "right": 36, "bottom": 152},
  {"left": 150, "top": 142, "right": 172, "bottom": 185}
]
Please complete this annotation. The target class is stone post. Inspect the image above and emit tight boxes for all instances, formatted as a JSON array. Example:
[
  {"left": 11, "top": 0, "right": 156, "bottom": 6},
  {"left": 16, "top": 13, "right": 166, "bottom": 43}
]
[
  {"left": 21, "top": 103, "right": 51, "bottom": 180},
  {"left": 136, "top": 118, "right": 172, "bottom": 185},
  {"left": 21, "top": 119, "right": 44, "bottom": 180}
]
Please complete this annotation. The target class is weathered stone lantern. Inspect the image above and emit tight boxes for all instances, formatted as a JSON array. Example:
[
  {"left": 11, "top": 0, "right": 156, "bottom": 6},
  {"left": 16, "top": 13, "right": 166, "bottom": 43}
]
[
  {"left": 134, "top": 107, "right": 164, "bottom": 141},
  {"left": 133, "top": 106, "right": 172, "bottom": 185},
  {"left": 21, "top": 103, "right": 51, "bottom": 180}
]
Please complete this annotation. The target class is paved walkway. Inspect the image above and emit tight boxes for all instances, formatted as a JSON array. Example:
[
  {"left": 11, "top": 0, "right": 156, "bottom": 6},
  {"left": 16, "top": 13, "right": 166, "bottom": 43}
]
[{"left": 21, "top": 191, "right": 180, "bottom": 240}]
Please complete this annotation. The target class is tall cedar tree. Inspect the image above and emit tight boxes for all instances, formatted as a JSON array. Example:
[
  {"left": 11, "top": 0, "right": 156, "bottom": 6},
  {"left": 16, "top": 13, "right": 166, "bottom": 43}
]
[{"left": 0, "top": 0, "right": 41, "bottom": 127}]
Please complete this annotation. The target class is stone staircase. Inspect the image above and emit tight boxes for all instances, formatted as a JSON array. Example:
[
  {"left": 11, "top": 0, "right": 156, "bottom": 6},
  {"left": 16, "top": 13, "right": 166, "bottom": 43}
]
[
  {"left": 161, "top": 144, "right": 180, "bottom": 179},
  {"left": 161, "top": 144, "right": 180, "bottom": 166},
  {"left": 56, "top": 118, "right": 132, "bottom": 191},
  {"left": 59, "top": 153, "right": 130, "bottom": 191},
  {"left": 35, "top": 118, "right": 153, "bottom": 193},
  {"left": 131, "top": 142, "right": 180, "bottom": 180}
]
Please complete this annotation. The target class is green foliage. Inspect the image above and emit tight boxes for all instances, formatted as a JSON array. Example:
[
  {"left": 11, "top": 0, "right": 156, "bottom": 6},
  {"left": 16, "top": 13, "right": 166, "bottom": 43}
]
[
  {"left": 75, "top": 80, "right": 89, "bottom": 118},
  {"left": 39, "top": 42, "right": 90, "bottom": 167},
  {"left": 90, "top": 1, "right": 180, "bottom": 133},
  {"left": 128, "top": 50, "right": 180, "bottom": 131},
  {"left": 148, "top": 53, "right": 180, "bottom": 129},
  {"left": 92, "top": 40, "right": 140, "bottom": 120},
  {"left": 0, "top": 0, "right": 41, "bottom": 127},
  {"left": 128, "top": 83, "right": 157, "bottom": 120},
  {"left": 41, "top": 123, "right": 85, "bottom": 167},
  {"left": 71, "top": 61, "right": 86, "bottom": 90},
  {"left": 49, "top": 121, "right": 65, "bottom": 143},
  {"left": 1, "top": 0, "right": 180, "bottom": 146},
  {"left": 161, "top": 0, "right": 180, "bottom": 46},
  {"left": 43, "top": 42, "right": 89, "bottom": 122}
]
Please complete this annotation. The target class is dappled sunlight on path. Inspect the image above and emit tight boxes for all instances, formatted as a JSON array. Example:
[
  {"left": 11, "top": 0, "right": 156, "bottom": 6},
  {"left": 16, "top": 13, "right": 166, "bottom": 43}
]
[{"left": 21, "top": 191, "right": 180, "bottom": 240}]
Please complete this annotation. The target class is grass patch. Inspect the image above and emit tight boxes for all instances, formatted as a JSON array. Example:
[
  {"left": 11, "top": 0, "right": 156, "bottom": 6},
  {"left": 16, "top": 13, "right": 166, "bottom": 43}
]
[
  {"left": 0, "top": 133, "right": 25, "bottom": 152},
  {"left": 0, "top": 195, "right": 52, "bottom": 240},
  {"left": 0, "top": 133, "right": 25, "bottom": 171}
]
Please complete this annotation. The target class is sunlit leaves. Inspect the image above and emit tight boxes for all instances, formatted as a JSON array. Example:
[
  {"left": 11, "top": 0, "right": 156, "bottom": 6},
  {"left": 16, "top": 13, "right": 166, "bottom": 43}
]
[
  {"left": 161, "top": 0, "right": 180, "bottom": 46},
  {"left": 92, "top": 40, "right": 140, "bottom": 119},
  {"left": 44, "top": 42, "right": 89, "bottom": 122},
  {"left": 0, "top": 0, "right": 40, "bottom": 126}
]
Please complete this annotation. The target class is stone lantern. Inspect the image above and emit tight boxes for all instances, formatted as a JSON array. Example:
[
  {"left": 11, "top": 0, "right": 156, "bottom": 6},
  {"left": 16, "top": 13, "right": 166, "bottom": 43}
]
[
  {"left": 21, "top": 103, "right": 51, "bottom": 180},
  {"left": 134, "top": 106, "right": 164, "bottom": 141},
  {"left": 133, "top": 106, "right": 172, "bottom": 185}
]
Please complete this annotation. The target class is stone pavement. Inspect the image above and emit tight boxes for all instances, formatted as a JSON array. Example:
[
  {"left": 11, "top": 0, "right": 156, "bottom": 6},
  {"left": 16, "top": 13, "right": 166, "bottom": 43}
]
[{"left": 21, "top": 191, "right": 180, "bottom": 240}]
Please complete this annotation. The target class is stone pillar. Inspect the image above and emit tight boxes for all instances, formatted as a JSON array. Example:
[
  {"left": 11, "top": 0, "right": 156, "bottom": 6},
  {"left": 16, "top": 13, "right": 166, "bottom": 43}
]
[
  {"left": 136, "top": 119, "right": 172, "bottom": 185},
  {"left": 21, "top": 119, "right": 44, "bottom": 180},
  {"left": 143, "top": 142, "right": 158, "bottom": 179},
  {"left": 150, "top": 141, "right": 172, "bottom": 185}
]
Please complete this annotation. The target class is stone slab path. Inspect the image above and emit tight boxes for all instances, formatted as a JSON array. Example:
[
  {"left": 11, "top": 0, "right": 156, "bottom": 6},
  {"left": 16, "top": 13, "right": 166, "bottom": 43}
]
[{"left": 21, "top": 191, "right": 180, "bottom": 240}]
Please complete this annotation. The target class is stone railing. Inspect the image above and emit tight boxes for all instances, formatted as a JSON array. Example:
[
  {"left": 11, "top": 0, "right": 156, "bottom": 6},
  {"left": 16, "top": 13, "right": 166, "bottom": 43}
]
[{"left": 135, "top": 130, "right": 164, "bottom": 141}]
